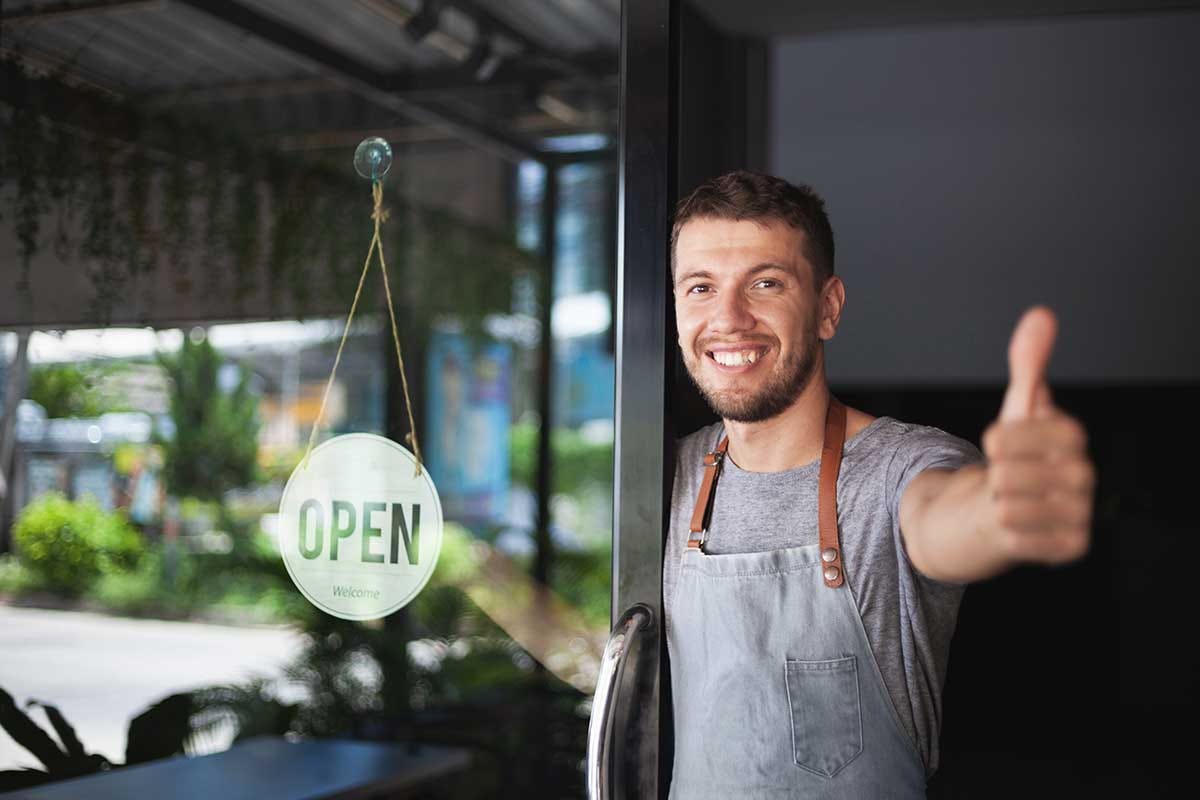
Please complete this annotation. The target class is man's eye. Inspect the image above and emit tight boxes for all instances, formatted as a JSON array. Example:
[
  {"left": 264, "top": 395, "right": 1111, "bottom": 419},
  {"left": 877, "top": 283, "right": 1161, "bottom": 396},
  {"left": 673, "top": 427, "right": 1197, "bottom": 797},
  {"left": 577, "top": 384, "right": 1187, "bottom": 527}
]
[
  {"left": 687, "top": 285, "right": 711, "bottom": 295},
  {"left": 753, "top": 279, "right": 780, "bottom": 289}
]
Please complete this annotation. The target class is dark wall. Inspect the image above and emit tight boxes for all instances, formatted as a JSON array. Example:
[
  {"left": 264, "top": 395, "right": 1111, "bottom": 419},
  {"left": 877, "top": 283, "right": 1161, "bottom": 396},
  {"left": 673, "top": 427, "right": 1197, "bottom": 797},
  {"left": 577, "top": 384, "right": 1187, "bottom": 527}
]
[
  {"left": 678, "top": 3, "right": 768, "bottom": 195},
  {"left": 770, "top": 12, "right": 1200, "bottom": 384},
  {"left": 832, "top": 384, "right": 1195, "bottom": 797}
]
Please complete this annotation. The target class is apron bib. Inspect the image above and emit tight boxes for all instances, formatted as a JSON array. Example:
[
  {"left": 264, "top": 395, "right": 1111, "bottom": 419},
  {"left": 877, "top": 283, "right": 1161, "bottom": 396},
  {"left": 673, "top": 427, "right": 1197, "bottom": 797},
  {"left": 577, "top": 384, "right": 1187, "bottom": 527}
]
[{"left": 669, "top": 400, "right": 927, "bottom": 799}]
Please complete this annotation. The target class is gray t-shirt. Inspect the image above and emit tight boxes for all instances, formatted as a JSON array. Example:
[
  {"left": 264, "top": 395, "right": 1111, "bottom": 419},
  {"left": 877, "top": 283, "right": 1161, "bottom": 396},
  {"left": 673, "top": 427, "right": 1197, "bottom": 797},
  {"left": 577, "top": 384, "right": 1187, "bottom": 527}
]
[{"left": 664, "top": 416, "right": 983, "bottom": 776}]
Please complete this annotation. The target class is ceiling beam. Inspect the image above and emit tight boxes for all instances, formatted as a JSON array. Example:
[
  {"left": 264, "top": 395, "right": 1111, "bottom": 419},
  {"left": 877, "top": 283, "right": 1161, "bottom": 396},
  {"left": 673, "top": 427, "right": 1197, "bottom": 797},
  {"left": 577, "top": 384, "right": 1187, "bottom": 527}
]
[
  {"left": 0, "top": 0, "right": 163, "bottom": 25},
  {"left": 271, "top": 113, "right": 593, "bottom": 152},
  {"left": 144, "top": 76, "right": 341, "bottom": 105},
  {"left": 351, "top": 0, "right": 475, "bottom": 63},
  {"left": 0, "top": 44, "right": 124, "bottom": 96},
  {"left": 143, "top": 51, "right": 615, "bottom": 108},
  {"left": 446, "top": 0, "right": 612, "bottom": 86},
  {"left": 390, "top": 50, "right": 616, "bottom": 94},
  {"left": 174, "top": 0, "right": 544, "bottom": 164}
]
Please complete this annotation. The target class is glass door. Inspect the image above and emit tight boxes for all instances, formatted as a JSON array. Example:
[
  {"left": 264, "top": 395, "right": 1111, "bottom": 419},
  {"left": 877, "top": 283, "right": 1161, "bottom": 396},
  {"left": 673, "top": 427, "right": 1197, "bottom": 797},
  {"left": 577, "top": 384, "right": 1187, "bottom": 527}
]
[{"left": 0, "top": 2, "right": 620, "bottom": 797}]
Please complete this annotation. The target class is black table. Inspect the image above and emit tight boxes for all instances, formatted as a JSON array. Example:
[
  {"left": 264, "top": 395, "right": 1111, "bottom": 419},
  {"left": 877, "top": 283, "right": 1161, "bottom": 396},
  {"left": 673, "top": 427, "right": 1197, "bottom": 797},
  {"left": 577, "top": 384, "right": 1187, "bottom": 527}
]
[{"left": 6, "top": 736, "right": 471, "bottom": 799}]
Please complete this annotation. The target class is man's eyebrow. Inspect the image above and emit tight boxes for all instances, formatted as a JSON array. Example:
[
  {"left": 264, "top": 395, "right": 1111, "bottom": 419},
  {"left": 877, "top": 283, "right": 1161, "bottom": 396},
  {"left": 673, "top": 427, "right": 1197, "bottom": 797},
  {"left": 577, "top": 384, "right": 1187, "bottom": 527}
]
[
  {"left": 746, "top": 261, "right": 792, "bottom": 277},
  {"left": 674, "top": 268, "right": 713, "bottom": 285},
  {"left": 675, "top": 262, "right": 792, "bottom": 285}
]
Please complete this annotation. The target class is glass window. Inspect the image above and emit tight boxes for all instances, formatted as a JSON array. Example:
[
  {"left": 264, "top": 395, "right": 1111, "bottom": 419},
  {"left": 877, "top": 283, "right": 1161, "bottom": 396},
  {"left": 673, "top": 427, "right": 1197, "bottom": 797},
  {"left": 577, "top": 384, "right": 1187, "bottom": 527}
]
[{"left": 0, "top": 2, "right": 617, "bottom": 794}]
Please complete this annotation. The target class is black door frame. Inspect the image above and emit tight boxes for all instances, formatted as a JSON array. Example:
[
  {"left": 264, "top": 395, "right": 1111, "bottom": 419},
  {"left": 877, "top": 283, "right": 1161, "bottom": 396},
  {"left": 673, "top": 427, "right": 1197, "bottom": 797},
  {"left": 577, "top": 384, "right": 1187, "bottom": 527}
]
[
  {"left": 612, "top": 1, "right": 679, "bottom": 797},
  {"left": 612, "top": 1, "right": 765, "bottom": 795}
]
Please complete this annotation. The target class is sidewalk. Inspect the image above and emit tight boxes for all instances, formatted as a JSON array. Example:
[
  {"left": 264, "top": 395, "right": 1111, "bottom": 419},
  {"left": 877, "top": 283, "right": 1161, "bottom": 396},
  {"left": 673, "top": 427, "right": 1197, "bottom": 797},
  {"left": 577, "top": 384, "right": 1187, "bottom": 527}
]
[{"left": 0, "top": 604, "right": 305, "bottom": 770}]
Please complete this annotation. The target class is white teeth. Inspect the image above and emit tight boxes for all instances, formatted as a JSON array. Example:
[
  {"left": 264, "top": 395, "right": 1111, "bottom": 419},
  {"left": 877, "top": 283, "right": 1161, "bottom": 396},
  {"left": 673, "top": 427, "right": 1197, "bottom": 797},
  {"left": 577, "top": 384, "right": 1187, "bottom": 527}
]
[{"left": 712, "top": 350, "right": 762, "bottom": 366}]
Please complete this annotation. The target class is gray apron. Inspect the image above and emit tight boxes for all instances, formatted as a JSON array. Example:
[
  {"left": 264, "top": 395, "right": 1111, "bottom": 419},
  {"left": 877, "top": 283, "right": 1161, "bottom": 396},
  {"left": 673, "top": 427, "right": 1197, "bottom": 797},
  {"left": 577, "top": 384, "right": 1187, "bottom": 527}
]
[{"left": 668, "top": 400, "right": 927, "bottom": 799}]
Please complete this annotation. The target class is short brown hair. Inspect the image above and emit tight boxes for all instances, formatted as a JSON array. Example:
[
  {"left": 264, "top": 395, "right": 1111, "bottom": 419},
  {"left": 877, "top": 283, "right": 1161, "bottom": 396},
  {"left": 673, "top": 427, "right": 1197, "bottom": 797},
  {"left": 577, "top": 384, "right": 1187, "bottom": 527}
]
[{"left": 671, "top": 170, "right": 835, "bottom": 289}]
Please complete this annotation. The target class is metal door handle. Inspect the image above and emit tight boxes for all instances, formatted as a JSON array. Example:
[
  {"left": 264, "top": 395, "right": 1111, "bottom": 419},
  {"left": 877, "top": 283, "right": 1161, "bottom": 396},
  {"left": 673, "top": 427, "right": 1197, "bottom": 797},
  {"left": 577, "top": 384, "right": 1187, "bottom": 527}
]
[{"left": 586, "top": 604, "right": 654, "bottom": 800}]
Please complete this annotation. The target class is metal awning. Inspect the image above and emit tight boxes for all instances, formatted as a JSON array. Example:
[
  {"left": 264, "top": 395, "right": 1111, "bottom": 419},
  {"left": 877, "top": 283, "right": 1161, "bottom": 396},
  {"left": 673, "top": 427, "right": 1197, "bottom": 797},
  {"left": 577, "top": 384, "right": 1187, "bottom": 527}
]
[{"left": 1, "top": 0, "right": 619, "bottom": 164}]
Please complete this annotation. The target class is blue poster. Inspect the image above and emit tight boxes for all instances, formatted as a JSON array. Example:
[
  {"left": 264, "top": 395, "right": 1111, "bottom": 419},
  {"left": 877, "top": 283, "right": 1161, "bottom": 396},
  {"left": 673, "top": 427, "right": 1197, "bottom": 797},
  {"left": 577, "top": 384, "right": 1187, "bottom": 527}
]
[{"left": 425, "top": 330, "right": 511, "bottom": 525}]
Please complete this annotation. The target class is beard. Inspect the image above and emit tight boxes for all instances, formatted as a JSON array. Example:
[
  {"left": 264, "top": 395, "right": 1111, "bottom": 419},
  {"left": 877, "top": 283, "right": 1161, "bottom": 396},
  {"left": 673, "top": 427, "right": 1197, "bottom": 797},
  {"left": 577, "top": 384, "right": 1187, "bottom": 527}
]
[{"left": 683, "top": 328, "right": 820, "bottom": 423}]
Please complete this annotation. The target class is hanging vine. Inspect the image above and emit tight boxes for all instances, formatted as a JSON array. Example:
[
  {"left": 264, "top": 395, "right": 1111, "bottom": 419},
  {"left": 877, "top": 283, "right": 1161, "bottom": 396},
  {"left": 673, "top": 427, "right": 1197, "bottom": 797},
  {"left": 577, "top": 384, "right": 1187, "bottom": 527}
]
[
  {"left": 124, "top": 120, "right": 154, "bottom": 281},
  {"left": 321, "top": 179, "right": 361, "bottom": 302},
  {"left": 6, "top": 63, "right": 46, "bottom": 296},
  {"left": 201, "top": 132, "right": 231, "bottom": 302},
  {"left": 80, "top": 131, "right": 123, "bottom": 325},
  {"left": 46, "top": 115, "right": 83, "bottom": 263},
  {"left": 287, "top": 171, "right": 321, "bottom": 313},
  {"left": 162, "top": 118, "right": 194, "bottom": 296},
  {"left": 228, "top": 147, "right": 260, "bottom": 310},
  {"left": 0, "top": 58, "right": 539, "bottom": 329},
  {"left": 266, "top": 155, "right": 312, "bottom": 311}
]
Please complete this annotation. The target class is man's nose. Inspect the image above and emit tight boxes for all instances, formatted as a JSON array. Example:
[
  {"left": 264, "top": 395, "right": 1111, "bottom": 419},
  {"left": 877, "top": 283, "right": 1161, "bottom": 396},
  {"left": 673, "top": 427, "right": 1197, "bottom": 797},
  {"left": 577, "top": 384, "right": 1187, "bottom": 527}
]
[{"left": 709, "top": 290, "right": 755, "bottom": 333}]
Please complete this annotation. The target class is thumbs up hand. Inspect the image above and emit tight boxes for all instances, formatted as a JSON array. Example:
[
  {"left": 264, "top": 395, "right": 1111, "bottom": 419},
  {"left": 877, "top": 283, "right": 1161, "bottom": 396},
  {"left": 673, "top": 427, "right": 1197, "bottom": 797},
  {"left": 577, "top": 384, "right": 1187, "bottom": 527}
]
[{"left": 981, "top": 307, "right": 1095, "bottom": 566}]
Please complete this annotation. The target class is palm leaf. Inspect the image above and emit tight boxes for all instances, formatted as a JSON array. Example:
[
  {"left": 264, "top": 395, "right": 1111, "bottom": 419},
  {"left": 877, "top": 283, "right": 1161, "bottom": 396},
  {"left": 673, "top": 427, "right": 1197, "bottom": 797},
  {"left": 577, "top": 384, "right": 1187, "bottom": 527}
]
[
  {"left": 25, "top": 699, "right": 86, "bottom": 759},
  {"left": 125, "top": 692, "right": 193, "bottom": 765},
  {"left": 0, "top": 688, "right": 66, "bottom": 772}
]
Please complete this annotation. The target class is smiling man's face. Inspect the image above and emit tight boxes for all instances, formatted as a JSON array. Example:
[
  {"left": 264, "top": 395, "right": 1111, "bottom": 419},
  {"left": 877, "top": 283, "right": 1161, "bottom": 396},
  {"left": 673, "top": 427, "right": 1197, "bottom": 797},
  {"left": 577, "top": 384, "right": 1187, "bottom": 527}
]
[{"left": 674, "top": 216, "right": 832, "bottom": 423}]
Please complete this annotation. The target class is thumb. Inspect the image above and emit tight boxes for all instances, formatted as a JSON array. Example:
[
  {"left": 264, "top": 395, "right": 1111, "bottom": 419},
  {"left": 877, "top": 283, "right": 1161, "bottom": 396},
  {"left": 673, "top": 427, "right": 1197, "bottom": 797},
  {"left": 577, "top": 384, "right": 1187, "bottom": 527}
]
[{"left": 999, "top": 306, "right": 1057, "bottom": 422}]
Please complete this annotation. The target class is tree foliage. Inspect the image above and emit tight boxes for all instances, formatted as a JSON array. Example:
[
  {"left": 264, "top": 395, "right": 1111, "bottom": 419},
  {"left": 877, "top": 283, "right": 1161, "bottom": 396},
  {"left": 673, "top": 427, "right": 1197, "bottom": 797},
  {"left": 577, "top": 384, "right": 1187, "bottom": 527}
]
[
  {"left": 26, "top": 364, "right": 114, "bottom": 419},
  {"left": 158, "top": 336, "right": 260, "bottom": 500}
]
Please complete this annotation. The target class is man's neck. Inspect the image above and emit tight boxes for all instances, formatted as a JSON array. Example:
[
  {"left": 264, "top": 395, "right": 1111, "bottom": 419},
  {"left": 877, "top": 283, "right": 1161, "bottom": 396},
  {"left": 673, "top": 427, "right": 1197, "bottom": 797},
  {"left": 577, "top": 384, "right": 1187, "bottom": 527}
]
[{"left": 722, "top": 379, "right": 831, "bottom": 473}]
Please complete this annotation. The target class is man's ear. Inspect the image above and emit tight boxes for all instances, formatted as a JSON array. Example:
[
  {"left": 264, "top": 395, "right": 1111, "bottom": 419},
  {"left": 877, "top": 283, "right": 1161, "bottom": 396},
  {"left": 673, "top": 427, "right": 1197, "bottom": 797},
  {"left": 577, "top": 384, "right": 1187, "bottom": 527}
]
[{"left": 818, "top": 276, "right": 846, "bottom": 341}]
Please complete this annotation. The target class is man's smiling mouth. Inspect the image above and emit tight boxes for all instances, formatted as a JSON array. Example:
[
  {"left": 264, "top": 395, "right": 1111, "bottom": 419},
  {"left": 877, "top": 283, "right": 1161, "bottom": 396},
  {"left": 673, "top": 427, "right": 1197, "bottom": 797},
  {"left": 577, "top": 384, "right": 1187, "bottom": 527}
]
[{"left": 706, "top": 347, "right": 768, "bottom": 367}]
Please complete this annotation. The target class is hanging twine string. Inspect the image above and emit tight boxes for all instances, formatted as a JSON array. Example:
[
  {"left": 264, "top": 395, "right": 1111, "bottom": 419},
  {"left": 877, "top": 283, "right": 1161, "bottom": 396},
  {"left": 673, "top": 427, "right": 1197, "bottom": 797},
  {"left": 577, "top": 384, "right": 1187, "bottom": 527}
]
[{"left": 301, "top": 180, "right": 423, "bottom": 476}]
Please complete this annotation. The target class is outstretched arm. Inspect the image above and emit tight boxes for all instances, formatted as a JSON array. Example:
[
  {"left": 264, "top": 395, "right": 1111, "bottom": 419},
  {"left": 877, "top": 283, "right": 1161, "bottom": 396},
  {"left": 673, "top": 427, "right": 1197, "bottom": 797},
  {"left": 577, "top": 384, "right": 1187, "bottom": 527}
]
[{"left": 899, "top": 307, "right": 1096, "bottom": 584}]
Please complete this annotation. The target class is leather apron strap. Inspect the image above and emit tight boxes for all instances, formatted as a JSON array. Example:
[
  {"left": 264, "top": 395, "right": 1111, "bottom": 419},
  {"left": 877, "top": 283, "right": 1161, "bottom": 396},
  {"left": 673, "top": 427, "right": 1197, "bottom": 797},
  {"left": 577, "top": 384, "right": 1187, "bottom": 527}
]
[
  {"left": 687, "top": 437, "right": 729, "bottom": 546},
  {"left": 818, "top": 399, "right": 847, "bottom": 588},
  {"left": 686, "top": 398, "right": 849, "bottom": 589}
]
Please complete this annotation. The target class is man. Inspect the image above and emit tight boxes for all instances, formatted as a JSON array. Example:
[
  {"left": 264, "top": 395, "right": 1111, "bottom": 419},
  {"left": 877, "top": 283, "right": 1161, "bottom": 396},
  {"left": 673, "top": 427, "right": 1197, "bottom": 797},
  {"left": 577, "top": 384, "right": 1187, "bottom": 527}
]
[{"left": 664, "top": 171, "right": 1094, "bottom": 798}]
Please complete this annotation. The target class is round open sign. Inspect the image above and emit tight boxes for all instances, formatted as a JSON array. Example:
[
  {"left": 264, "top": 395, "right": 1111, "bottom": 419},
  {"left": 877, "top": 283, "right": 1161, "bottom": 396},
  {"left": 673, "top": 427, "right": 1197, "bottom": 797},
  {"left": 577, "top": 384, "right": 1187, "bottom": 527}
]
[{"left": 278, "top": 434, "right": 443, "bottom": 620}]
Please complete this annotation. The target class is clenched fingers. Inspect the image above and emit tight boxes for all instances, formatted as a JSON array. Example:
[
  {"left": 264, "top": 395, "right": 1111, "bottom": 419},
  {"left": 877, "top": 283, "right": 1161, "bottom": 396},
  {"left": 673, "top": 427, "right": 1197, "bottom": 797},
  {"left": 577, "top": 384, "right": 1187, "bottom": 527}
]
[
  {"left": 983, "top": 414, "right": 1088, "bottom": 460},
  {"left": 988, "top": 458, "right": 1095, "bottom": 497},
  {"left": 982, "top": 409, "right": 1096, "bottom": 566},
  {"left": 1000, "top": 526, "right": 1091, "bottom": 564},
  {"left": 993, "top": 493, "right": 1093, "bottom": 532}
]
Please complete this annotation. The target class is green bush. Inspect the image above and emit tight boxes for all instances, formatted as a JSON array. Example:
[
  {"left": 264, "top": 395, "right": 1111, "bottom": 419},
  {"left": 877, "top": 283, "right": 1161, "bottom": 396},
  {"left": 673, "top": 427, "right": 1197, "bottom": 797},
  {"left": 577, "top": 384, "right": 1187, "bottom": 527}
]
[
  {"left": 510, "top": 422, "right": 613, "bottom": 496},
  {"left": 0, "top": 554, "right": 43, "bottom": 595},
  {"left": 83, "top": 534, "right": 308, "bottom": 623},
  {"left": 12, "top": 493, "right": 145, "bottom": 594}
]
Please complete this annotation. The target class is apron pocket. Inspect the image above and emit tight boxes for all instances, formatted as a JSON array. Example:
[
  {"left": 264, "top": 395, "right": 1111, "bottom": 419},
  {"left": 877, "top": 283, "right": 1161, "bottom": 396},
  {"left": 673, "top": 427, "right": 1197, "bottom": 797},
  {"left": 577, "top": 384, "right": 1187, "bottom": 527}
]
[{"left": 785, "top": 656, "right": 863, "bottom": 778}]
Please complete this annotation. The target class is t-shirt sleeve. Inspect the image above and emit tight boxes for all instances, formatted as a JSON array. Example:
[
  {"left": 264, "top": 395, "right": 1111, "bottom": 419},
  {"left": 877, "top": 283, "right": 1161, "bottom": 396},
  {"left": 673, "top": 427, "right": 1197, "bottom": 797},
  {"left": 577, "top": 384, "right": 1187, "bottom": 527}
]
[{"left": 885, "top": 425, "right": 984, "bottom": 587}]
